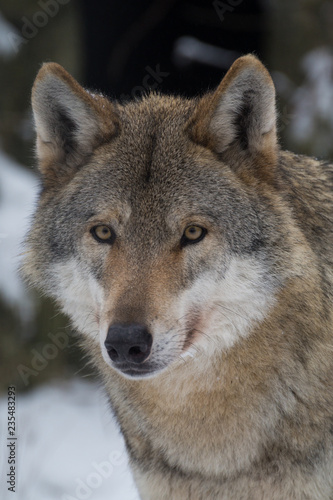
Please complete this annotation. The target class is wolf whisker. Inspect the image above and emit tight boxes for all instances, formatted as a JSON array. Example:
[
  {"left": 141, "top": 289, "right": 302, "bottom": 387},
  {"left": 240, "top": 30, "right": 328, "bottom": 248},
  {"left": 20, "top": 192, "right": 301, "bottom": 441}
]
[{"left": 214, "top": 302, "right": 248, "bottom": 323}]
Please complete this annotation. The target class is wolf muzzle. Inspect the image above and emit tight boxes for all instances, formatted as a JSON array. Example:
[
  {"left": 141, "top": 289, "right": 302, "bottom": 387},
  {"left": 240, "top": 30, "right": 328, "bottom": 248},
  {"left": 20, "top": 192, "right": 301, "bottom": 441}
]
[{"left": 105, "top": 323, "right": 153, "bottom": 367}]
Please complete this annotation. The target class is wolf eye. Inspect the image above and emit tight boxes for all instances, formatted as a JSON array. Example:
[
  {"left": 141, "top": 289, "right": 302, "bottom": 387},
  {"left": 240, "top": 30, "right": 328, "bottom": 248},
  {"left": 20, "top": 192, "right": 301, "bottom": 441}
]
[
  {"left": 181, "top": 225, "right": 206, "bottom": 246},
  {"left": 90, "top": 225, "right": 115, "bottom": 244}
]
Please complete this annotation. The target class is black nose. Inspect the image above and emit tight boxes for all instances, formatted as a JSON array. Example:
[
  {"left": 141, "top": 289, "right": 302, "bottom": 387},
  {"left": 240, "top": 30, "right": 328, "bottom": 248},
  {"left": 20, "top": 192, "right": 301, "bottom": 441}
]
[{"left": 105, "top": 323, "right": 153, "bottom": 365}]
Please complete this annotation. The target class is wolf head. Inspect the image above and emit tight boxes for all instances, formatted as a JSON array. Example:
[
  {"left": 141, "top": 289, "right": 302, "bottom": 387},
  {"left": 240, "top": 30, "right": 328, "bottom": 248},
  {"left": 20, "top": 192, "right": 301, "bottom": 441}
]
[{"left": 24, "top": 55, "right": 283, "bottom": 379}]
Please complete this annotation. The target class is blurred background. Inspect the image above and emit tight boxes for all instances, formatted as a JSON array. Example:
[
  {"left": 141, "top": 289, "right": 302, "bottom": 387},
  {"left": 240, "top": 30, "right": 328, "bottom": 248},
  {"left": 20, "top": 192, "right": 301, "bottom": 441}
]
[{"left": 0, "top": 0, "right": 333, "bottom": 498}]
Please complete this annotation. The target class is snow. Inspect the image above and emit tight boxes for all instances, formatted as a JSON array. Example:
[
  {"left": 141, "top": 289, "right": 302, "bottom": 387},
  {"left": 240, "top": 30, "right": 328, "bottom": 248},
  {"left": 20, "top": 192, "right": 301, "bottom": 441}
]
[
  {"left": 0, "top": 150, "right": 39, "bottom": 320},
  {"left": 0, "top": 13, "right": 20, "bottom": 59},
  {"left": 173, "top": 35, "right": 240, "bottom": 70},
  {"left": 0, "top": 379, "right": 140, "bottom": 500},
  {"left": 290, "top": 47, "right": 333, "bottom": 156}
]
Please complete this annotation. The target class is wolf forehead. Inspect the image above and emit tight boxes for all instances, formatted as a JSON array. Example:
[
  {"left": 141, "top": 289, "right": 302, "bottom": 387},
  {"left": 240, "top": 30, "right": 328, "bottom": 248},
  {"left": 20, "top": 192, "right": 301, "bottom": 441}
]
[
  {"left": 42, "top": 93, "right": 250, "bottom": 218},
  {"left": 82, "top": 134, "right": 222, "bottom": 196},
  {"left": 47, "top": 127, "right": 256, "bottom": 236},
  {"left": 78, "top": 95, "right": 224, "bottom": 194},
  {"left": 83, "top": 98, "right": 213, "bottom": 197}
]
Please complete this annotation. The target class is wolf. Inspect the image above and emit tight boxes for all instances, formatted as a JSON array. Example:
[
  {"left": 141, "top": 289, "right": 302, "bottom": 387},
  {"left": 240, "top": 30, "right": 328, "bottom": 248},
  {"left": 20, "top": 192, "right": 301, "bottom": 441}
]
[{"left": 23, "top": 55, "right": 333, "bottom": 499}]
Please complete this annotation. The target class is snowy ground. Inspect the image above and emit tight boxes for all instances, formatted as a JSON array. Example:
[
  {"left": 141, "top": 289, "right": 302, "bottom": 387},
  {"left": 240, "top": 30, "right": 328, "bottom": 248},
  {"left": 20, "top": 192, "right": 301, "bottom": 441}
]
[
  {"left": 0, "top": 149, "right": 38, "bottom": 321},
  {"left": 0, "top": 379, "right": 140, "bottom": 500}
]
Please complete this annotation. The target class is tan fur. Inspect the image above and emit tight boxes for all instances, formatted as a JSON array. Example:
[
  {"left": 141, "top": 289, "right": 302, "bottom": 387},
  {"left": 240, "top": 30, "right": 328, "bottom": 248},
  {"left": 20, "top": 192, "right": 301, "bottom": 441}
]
[{"left": 23, "top": 55, "right": 333, "bottom": 499}]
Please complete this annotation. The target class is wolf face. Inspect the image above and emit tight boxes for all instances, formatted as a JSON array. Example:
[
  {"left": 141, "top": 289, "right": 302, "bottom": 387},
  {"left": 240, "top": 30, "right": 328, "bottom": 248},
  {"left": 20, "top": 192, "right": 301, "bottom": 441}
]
[
  {"left": 24, "top": 56, "right": 291, "bottom": 379},
  {"left": 23, "top": 55, "right": 333, "bottom": 498}
]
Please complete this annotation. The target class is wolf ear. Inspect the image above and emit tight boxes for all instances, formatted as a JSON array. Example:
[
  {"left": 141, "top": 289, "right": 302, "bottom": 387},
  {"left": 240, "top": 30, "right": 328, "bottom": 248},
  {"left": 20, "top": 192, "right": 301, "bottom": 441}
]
[
  {"left": 32, "top": 63, "right": 119, "bottom": 185},
  {"left": 187, "top": 55, "right": 277, "bottom": 182}
]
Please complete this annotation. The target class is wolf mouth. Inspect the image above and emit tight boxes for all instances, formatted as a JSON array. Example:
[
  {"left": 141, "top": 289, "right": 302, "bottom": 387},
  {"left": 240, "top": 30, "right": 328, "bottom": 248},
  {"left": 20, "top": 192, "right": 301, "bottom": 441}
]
[{"left": 112, "top": 362, "right": 162, "bottom": 379}]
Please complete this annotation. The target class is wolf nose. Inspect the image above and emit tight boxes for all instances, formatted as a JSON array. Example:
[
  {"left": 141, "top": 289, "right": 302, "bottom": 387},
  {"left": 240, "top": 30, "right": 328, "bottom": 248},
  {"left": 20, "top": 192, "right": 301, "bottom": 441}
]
[{"left": 105, "top": 323, "right": 153, "bottom": 365}]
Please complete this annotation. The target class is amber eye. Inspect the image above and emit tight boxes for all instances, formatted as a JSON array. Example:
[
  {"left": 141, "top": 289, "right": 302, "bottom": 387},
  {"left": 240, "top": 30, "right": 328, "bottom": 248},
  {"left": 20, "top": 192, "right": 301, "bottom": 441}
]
[
  {"left": 181, "top": 225, "right": 206, "bottom": 247},
  {"left": 90, "top": 225, "right": 115, "bottom": 244}
]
